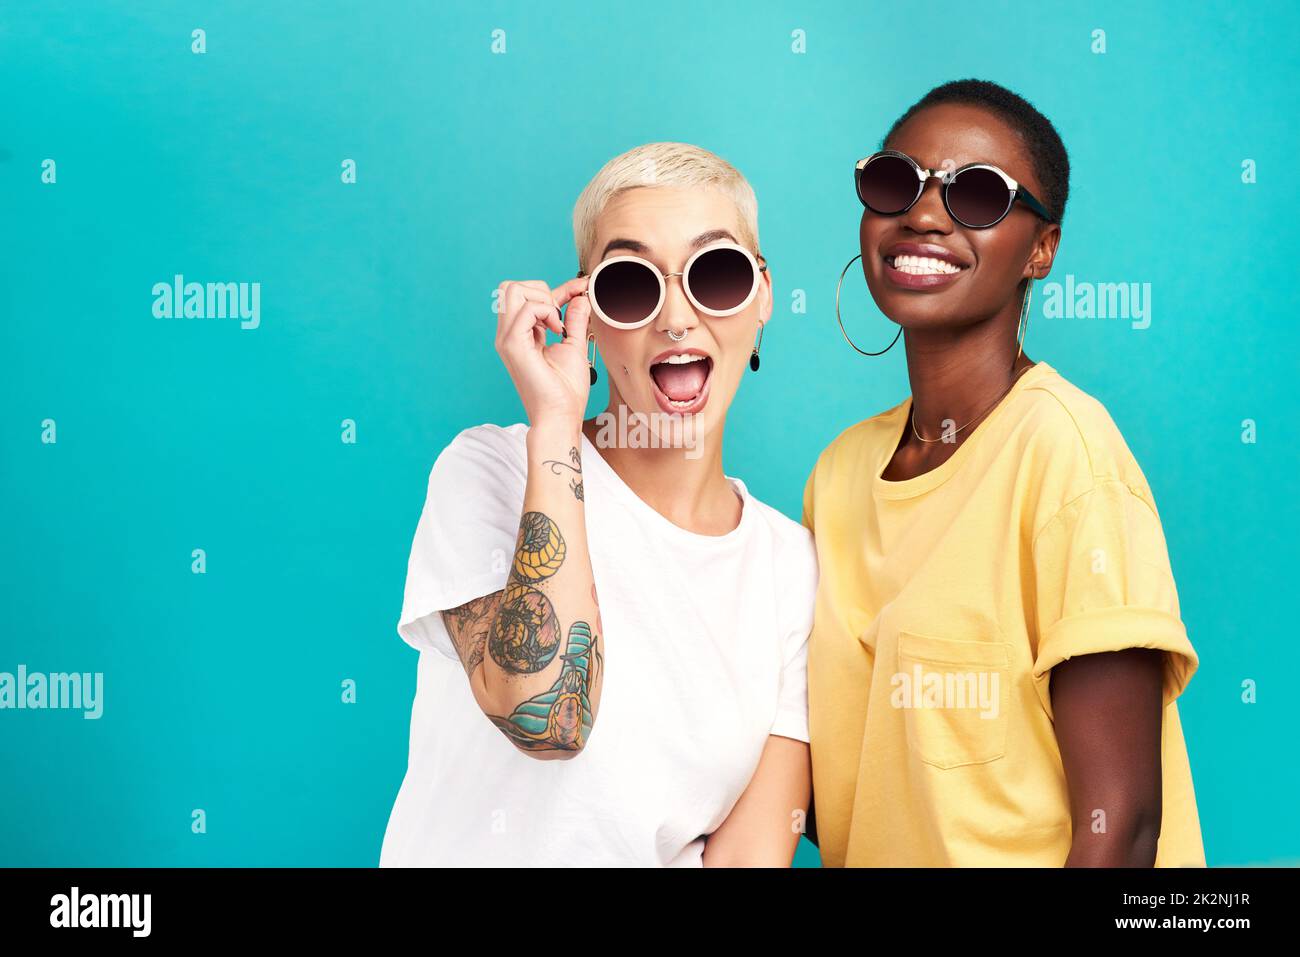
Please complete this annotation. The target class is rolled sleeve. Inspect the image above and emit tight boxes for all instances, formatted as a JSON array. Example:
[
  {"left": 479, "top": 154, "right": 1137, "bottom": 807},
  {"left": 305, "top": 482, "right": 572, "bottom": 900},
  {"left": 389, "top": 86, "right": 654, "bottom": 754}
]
[{"left": 1031, "top": 479, "right": 1198, "bottom": 718}]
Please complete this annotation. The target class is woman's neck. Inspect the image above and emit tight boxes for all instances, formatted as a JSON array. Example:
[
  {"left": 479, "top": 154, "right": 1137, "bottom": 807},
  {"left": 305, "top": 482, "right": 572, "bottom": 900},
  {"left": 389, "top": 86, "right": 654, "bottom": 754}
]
[
  {"left": 581, "top": 408, "right": 741, "bottom": 536},
  {"left": 904, "top": 309, "right": 1030, "bottom": 434},
  {"left": 879, "top": 305, "right": 1036, "bottom": 483}
]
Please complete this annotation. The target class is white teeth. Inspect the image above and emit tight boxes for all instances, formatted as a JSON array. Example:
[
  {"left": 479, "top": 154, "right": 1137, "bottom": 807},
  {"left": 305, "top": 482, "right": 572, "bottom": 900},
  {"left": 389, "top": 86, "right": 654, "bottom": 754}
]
[
  {"left": 660, "top": 353, "right": 708, "bottom": 364},
  {"left": 890, "top": 254, "right": 962, "bottom": 275}
]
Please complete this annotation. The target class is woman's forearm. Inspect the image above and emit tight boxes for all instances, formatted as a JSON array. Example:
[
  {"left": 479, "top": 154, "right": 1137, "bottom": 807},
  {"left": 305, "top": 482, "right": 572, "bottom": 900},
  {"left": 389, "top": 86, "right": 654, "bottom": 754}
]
[
  {"left": 1065, "top": 812, "right": 1161, "bottom": 867},
  {"left": 702, "top": 736, "right": 811, "bottom": 867},
  {"left": 471, "top": 418, "right": 604, "bottom": 757},
  {"left": 1052, "top": 648, "right": 1165, "bottom": 866}
]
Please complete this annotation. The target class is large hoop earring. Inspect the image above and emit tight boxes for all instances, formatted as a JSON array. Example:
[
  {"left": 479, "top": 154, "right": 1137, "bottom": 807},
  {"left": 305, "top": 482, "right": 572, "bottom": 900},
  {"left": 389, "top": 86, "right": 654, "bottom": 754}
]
[
  {"left": 836, "top": 254, "right": 901, "bottom": 356},
  {"left": 1015, "top": 274, "right": 1035, "bottom": 365}
]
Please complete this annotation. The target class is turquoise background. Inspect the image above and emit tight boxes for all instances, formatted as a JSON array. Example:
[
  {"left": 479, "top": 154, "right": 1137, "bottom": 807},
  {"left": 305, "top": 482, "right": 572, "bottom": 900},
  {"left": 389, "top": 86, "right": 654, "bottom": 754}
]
[{"left": 2, "top": 1, "right": 1296, "bottom": 867}]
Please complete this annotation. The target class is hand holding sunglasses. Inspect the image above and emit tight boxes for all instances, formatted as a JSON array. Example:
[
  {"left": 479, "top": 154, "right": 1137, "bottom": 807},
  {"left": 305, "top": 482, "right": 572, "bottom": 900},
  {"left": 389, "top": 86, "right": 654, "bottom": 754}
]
[
  {"left": 495, "top": 275, "right": 594, "bottom": 426},
  {"left": 582, "top": 242, "right": 767, "bottom": 329},
  {"left": 855, "top": 149, "right": 1056, "bottom": 228}
]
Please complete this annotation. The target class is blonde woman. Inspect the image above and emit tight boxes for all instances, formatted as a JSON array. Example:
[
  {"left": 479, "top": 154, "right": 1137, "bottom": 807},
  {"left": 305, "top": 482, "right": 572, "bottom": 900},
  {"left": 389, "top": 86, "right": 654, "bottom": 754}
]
[{"left": 381, "top": 143, "right": 817, "bottom": 867}]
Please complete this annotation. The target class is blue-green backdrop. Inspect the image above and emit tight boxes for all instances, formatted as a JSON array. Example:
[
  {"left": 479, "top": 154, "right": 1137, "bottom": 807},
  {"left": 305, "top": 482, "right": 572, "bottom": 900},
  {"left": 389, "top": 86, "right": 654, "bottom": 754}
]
[{"left": 2, "top": 1, "right": 1296, "bottom": 867}]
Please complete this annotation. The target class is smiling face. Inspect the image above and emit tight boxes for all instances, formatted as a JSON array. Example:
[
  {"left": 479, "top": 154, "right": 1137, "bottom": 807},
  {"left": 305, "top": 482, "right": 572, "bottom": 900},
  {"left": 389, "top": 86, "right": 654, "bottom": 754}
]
[
  {"left": 585, "top": 185, "right": 771, "bottom": 436},
  {"left": 860, "top": 102, "right": 1060, "bottom": 333}
]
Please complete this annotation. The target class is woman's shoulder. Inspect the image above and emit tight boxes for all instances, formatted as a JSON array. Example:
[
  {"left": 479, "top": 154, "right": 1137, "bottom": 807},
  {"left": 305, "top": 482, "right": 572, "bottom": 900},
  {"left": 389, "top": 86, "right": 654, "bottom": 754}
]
[
  {"left": 447, "top": 421, "right": 529, "bottom": 450},
  {"left": 1016, "top": 365, "right": 1147, "bottom": 482},
  {"left": 1011, "top": 364, "right": 1160, "bottom": 520},
  {"left": 428, "top": 422, "right": 529, "bottom": 481},
  {"left": 743, "top": 489, "right": 815, "bottom": 549},
  {"left": 727, "top": 477, "right": 815, "bottom": 555},
  {"left": 738, "top": 488, "right": 819, "bottom": 584},
  {"left": 446, "top": 421, "right": 529, "bottom": 453}
]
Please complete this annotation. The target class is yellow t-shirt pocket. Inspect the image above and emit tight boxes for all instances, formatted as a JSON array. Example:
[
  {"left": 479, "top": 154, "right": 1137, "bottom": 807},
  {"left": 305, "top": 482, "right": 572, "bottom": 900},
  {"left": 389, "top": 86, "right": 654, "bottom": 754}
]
[{"left": 895, "top": 631, "right": 1011, "bottom": 770}]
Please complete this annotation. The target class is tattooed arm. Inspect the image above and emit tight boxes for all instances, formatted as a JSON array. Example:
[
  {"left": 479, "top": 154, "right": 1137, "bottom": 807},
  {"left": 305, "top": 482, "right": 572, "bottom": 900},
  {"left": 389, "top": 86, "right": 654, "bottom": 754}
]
[
  {"left": 440, "top": 424, "right": 604, "bottom": 759},
  {"left": 438, "top": 276, "right": 603, "bottom": 759}
]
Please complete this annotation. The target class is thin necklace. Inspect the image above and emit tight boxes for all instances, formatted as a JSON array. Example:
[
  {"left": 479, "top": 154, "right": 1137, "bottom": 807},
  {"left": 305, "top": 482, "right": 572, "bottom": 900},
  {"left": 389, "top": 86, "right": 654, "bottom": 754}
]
[{"left": 910, "top": 362, "right": 1033, "bottom": 444}]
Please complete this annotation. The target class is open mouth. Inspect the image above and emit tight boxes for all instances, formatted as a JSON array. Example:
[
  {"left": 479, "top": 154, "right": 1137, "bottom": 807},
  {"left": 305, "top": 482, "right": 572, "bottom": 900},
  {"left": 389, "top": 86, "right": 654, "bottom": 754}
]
[{"left": 648, "top": 351, "right": 713, "bottom": 414}]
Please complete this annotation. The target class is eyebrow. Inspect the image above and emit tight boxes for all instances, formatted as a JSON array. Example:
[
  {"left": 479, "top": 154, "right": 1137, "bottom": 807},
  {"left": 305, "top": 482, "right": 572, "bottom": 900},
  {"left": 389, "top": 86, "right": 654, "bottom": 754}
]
[{"left": 599, "top": 228, "right": 739, "bottom": 262}]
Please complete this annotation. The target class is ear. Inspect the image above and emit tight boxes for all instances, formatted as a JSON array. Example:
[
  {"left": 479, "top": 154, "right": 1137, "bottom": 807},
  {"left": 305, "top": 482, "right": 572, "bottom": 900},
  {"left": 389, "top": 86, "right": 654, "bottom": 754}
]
[{"left": 1026, "top": 223, "right": 1061, "bottom": 279}]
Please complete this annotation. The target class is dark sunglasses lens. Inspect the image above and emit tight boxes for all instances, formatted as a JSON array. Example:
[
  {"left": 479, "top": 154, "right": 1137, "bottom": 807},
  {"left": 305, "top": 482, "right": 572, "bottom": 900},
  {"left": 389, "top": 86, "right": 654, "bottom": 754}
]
[
  {"left": 687, "top": 247, "right": 755, "bottom": 313},
  {"left": 858, "top": 155, "right": 919, "bottom": 213},
  {"left": 947, "top": 167, "right": 1013, "bottom": 227},
  {"left": 592, "top": 260, "right": 660, "bottom": 324}
]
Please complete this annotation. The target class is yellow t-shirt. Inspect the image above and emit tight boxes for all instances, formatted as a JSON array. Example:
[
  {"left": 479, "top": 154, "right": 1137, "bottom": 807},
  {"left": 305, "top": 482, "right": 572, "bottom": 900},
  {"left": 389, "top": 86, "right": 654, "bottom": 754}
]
[{"left": 801, "top": 361, "right": 1204, "bottom": 867}]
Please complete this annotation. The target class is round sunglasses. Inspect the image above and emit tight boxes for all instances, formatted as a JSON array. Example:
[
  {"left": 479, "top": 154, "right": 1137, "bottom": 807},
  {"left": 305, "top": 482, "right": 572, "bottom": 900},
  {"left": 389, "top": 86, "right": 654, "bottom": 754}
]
[
  {"left": 583, "top": 242, "right": 766, "bottom": 330},
  {"left": 855, "top": 149, "right": 1056, "bottom": 228}
]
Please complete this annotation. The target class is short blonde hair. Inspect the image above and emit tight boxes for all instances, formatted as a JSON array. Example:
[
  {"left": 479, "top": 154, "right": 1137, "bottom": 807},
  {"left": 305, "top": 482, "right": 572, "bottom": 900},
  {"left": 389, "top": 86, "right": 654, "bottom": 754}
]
[{"left": 572, "top": 142, "right": 760, "bottom": 275}]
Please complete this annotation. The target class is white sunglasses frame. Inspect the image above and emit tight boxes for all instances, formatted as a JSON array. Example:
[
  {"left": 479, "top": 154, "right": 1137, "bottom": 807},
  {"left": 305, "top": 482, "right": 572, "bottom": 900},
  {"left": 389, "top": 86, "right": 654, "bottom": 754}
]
[{"left": 584, "top": 242, "right": 766, "bottom": 330}]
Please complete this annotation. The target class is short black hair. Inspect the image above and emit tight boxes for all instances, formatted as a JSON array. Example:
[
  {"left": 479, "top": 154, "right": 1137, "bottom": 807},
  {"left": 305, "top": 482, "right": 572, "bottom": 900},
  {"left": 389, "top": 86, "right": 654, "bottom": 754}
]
[{"left": 883, "top": 79, "right": 1070, "bottom": 224}]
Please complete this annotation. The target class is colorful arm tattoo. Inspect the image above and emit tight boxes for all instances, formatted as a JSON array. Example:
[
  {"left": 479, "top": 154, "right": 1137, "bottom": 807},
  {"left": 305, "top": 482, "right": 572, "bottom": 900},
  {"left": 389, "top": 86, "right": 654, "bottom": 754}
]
[
  {"left": 488, "top": 620, "right": 599, "bottom": 751},
  {"left": 488, "top": 510, "right": 566, "bottom": 675},
  {"left": 445, "top": 448, "right": 601, "bottom": 751}
]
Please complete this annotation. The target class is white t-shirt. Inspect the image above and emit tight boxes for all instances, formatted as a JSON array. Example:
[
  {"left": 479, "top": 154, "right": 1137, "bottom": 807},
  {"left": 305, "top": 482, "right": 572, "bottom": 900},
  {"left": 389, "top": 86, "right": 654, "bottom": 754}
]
[{"left": 379, "top": 422, "right": 818, "bottom": 867}]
